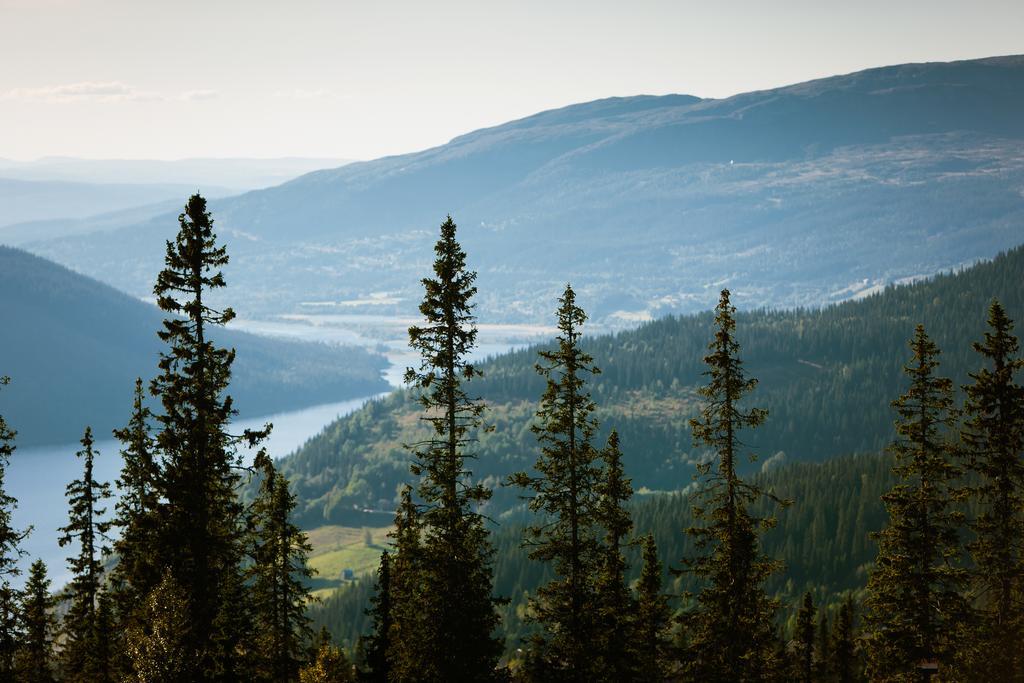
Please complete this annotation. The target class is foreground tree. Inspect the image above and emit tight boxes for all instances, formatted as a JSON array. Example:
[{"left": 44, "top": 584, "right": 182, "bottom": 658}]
[
  {"left": 864, "top": 325, "right": 968, "bottom": 680},
  {"left": 794, "top": 592, "right": 816, "bottom": 683},
  {"left": 386, "top": 486, "right": 426, "bottom": 681},
  {"left": 592, "top": 431, "right": 638, "bottom": 681},
  {"left": 58, "top": 427, "right": 113, "bottom": 683},
  {"left": 360, "top": 550, "right": 392, "bottom": 683},
  {"left": 16, "top": 559, "right": 55, "bottom": 683},
  {"left": 677, "top": 289, "right": 785, "bottom": 682},
  {"left": 109, "top": 378, "right": 160, "bottom": 677},
  {"left": 0, "top": 377, "right": 28, "bottom": 683},
  {"left": 300, "top": 630, "right": 355, "bottom": 683},
  {"left": 124, "top": 572, "right": 191, "bottom": 683},
  {"left": 249, "top": 458, "right": 316, "bottom": 682},
  {"left": 510, "top": 284, "right": 603, "bottom": 682},
  {"left": 816, "top": 610, "right": 831, "bottom": 681},
  {"left": 401, "top": 215, "right": 503, "bottom": 680},
  {"left": 150, "top": 194, "right": 267, "bottom": 678},
  {"left": 634, "top": 534, "right": 673, "bottom": 681},
  {"left": 960, "top": 300, "right": 1024, "bottom": 680},
  {"left": 110, "top": 379, "right": 160, "bottom": 617},
  {"left": 832, "top": 595, "right": 859, "bottom": 683}
]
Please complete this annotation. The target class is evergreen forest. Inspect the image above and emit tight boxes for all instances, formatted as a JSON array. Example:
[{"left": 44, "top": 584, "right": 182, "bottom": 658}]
[{"left": 1, "top": 195, "right": 1023, "bottom": 682}]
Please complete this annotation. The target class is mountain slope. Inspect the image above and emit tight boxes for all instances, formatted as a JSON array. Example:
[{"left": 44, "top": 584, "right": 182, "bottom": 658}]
[
  {"left": 0, "top": 177, "right": 230, "bottom": 230},
  {"left": 272, "top": 245, "right": 1024, "bottom": 528},
  {"left": 312, "top": 452, "right": 895, "bottom": 650},
  {"left": 26, "top": 55, "right": 1024, "bottom": 322},
  {"left": 0, "top": 247, "right": 389, "bottom": 447}
]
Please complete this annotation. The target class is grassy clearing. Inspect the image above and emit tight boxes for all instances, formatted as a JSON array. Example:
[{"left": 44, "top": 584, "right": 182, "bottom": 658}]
[{"left": 306, "top": 524, "right": 393, "bottom": 599}]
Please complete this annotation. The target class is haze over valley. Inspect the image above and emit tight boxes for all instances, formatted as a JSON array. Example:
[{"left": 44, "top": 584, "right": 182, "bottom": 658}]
[{"left": 3, "top": 3, "right": 1024, "bottom": 670}]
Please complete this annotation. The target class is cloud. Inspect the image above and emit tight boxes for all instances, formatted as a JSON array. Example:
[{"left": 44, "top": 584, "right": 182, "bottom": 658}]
[{"left": 3, "top": 81, "right": 218, "bottom": 103}]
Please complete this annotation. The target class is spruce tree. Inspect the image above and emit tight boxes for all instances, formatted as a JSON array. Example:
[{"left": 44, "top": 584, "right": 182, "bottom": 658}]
[
  {"left": 110, "top": 378, "right": 160, "bottom": 677},
  {"left": 124, "top": 572, "right": 191, "bottom": 683},
  {"left": 794, "top": 592, "right": 816, "bottom": 683},
  {"left": 360, "top": 549, "right": 392, "bottom": 683},
  {"left": 864, "top": 325, "right": 968, "bottom": 681},
  {"left": 0, "top": 589, "right": 17, "bottom": 683},
  {"left": 92, "top": 588, "right": 116, "bottom": 683},
  {"left": 816, "top": 609, "right": 831, "bottom": 681},
  {"left": 149, "top": 193, "right": 267, "bottom": 678},
  {"left": 0, "top": 377, "right": 28, "bottom": 683},
  {"left": 832, "top": 595, "right": 858, "bottom": 683},
  {"left": 16, "top": 559, "right": 55, "bottom": 683},
  {"left": 509, "top": 284, "right": 603, "bottom": 682},
  {"left": 300, "top": 629, "right": 355, "bottom": 683},
  {"left": 960, "top": 300, "right": 1024, "bottom": 680},
  {"left": 248, "top": 457, "right": 316, "bottom": 682},
  {"left": 110, "top": 379, "right": 159, "bottom": 599},
  {"left": 58, "top": 426, "right": 113, "bottom": 683},
  {"left": 593, "top": 430, "right": 638, "bottom": 681},
  {"left": 402, "top": 215, "right": 502, "bottom": 681},
  {"left": 634, "top": 534, "right": 672, "bottom": 681},
  {"left": 386, "top": 486, "right": 426, "bottom": 682},
  {"left": 677, "top": 289, "right": 785, "bottom": 682}
]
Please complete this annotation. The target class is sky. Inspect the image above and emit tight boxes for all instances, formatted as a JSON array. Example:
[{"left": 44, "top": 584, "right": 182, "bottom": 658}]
[{"left": 1, "top": 0, "right": 1021, "bottom": 161}]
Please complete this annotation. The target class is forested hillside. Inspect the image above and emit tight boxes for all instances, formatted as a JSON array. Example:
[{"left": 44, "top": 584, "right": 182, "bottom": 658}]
[
  {"left": 311, "top": 452, "right": 894, "bottom": 651},
  {"left": 0, "top": 246, "right": 389, "bottom": 446},
  {"left": 277, "top": 245, "right": 1024, "bottom": 527}
]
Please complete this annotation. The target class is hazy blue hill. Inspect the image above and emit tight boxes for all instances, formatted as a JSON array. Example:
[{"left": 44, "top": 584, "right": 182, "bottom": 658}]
[
  {"left": 0, "top": 177, "right": 229, "bottom": 230},
  {"left": 0, "top": 246, "right": 389, "bottom": 447},
  {"left": 26, "top": 56, "right": 1024, "bottom": 323},
  {"left": 0, "top": 197, "right": 195, "bottom": 246},
  {"left": 271, "top": 245, "right": 1024, "bottom": 527},
  {"left": 0, "top": 156, "right": 351, "bottom": 192}
]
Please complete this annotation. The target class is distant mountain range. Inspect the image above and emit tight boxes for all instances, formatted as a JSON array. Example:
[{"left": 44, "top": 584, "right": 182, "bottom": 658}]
[
  {"left": 0, "top": 156, "right": 352, "bottom": 192},
  {"left": 0, "top": 177, "right": 232, "bottom": 230},
  {"left": 270, "top": 244, "right": 1024, "bottom": 528},
  {"left": 21, "top": 55, "right": 1024, "bottom": 324},
  {"left": 0, "top": 157, "right": 353, "bottom": 241},
  {"left": 0, "top": 247, "right": 388, "bottom": 447}
]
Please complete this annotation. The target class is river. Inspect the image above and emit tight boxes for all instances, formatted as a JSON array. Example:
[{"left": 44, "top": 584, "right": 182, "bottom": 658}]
[{"left": 7, "top": 313, "right": 557, "bottom": 585}]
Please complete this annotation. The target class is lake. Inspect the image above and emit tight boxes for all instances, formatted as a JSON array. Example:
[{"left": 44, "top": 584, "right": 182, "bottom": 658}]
[
  {"left": 7, "top": 312, "right": 558, "bottom": 586},
  {"left": 7, "top": 394, "right": 383, "bottom": 586}
]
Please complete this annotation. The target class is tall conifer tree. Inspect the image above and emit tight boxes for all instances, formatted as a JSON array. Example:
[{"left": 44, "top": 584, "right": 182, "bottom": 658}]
[
  {"left": 816, "top": 610, "right": 831, "bottom": 681},
  {"left": 960, "top": 300, "right": 1024, "bottom": 680},
  {"left": 58, "top": 426, "right": 113, "bottom": 683},
  {"left": 0, "top": 377, "right": 28, "bottom": 683},
  {"left": 300, "top": 629, "right": 355, "bottom": 683},
  {"left": 677, "top": 289, "right": 785, "bottom": 682},
  {"left": 510, "top": 284, "right": 603, "bottom": 682},
  {"left": 864, "top": 325, "right": 968, "bottom": 681},
  {"left": 150, "top": 194, "right": 267, "bottom": 678},
  {"left": 593, "top": 431, "right": 638, "bottom": 681},
  {"left": 361, "top": 549, "right": 392, "bottom": 683},
  {"left": 402, "top": 215, "right": 502, "bottom": 681},
  {"left": 387, "top": 486, "right": 425, "bottom": 682},
  {"left": 832, "top": 595, "right": 858, "bottom": 683},
  {"left": 248, "top": 457, "right": 316, "bottom": 682},
  {"left": 794, "top": 592, "right": 816, "bottom": 683},
  {"left": 124, "top": 572, "right": 191, "bottom": 683},
  {"left": 110, "top": 378, "right": 160, "bottom": 675},
  {"left": 16, "top": 559, "right": 55, "bottom": 683},
  {"left": 634, "top": 534, "right": 672, "bottom": 682}
]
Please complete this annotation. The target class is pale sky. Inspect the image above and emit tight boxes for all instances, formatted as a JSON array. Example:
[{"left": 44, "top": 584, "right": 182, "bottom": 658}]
[{"left": 1, "top": 0, "right": 1021, "bottom": 161}]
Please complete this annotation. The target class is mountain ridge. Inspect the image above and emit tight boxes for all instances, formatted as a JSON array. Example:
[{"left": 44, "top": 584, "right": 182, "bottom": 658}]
[
  {"left": 0, "top": 246, "right": 389, "bottom": 447},
  {"left": 23, "top": 55, "right": 1024, "bottom": 324}
]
